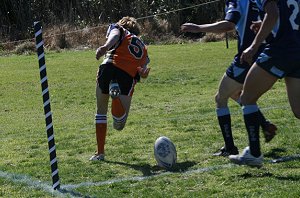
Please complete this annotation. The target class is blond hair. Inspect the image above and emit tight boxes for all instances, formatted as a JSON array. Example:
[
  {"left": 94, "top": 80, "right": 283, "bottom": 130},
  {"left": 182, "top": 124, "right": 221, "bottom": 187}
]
[{"left": 117, "top": 16, "right": 141, "bottom": 36}]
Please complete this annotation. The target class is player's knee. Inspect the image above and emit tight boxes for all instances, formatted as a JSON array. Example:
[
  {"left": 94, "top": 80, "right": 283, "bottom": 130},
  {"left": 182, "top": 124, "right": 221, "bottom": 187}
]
[
  {"left": 240, "top": 93, "right": 252, "bottom": 105},
  {"left": 214, "top": 93, "right": 222, "bottom": 105},
  {"left": 215, "top": 93, "right": 228, "bottom": 106}
]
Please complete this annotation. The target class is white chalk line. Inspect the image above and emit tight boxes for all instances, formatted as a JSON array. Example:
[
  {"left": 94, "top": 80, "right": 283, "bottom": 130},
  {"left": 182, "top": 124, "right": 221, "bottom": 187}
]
[
  {"left": 0, "top": 164, "right": 234, "bottom": 195},
  {"left": 0, "top": 170, "right": 65, "bottom": 197},
  {"left": 62, "top": 164, "right": 234, "bottom": 189},
  {"left": 1, "top": 104, "right": 298, "bottom": 195},
  {"left": 2, "top": 155, "right": 300, "bottom": 195},
  {"left": 52, "top": 153, "right": 300, "bottom": 190}
]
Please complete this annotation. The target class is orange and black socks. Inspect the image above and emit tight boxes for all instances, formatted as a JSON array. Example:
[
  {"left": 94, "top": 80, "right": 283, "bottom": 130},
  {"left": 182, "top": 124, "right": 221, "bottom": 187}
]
[{"left": 111, "top": 98, "right": 126, "bottom": 125}]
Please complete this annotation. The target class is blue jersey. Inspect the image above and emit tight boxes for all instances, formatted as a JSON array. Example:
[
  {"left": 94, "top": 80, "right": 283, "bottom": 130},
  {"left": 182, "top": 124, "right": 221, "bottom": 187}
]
[
  {"left": 256, "top": 0, "right": 300, "bottom": 57},
  {"left": 225, "top": 0, "right": 264, "bottom": 66}
]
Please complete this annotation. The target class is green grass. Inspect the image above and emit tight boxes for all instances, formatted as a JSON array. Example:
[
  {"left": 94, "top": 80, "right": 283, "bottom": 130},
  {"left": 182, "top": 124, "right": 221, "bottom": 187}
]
[{"left": 1, "top": 41, "right": 300, "bottom": 197}]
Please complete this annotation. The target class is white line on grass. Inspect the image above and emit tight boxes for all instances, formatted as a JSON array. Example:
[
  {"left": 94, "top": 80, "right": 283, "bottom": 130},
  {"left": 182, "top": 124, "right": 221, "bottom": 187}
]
[
  {"left": 0, "top": 164, "right": 234, "bottom": 193},
  {"left": 0, "top": 164, "right": 234, "bottom": 195},
  {"left": 56, "top": 154, "right": 300, "bottom": 190},
  {"left": 2, "top": 154, "right": 300, "bottom": 194},
  {"left": 0, "top": 170, "right": 65, "bottom": 197},
  {"left": 61, "top": 164, "right": 234, "bottom": 190}
]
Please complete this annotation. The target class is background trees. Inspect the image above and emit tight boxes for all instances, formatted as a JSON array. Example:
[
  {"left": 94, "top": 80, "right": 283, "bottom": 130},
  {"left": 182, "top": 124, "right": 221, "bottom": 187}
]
[{"left": 0, "top": 0, "right": 224, "bottom": 42}]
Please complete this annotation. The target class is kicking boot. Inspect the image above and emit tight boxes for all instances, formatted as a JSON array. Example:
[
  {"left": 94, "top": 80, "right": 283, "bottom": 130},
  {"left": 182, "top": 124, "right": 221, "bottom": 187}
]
[
  {"left": 109, "top": 80, "right": 120, "bottom": 99},
  {"left": 229, "top": 147, "right": 263, "bottom": 168},
  {"left": 262, "top": 121, "right": 277, "bottom": 143},
  {"left": 89, "top": 153, "right": 105, "bottom": 161},
  {"left": 213, "top": 146, "right": 239, "bottom": 157}
]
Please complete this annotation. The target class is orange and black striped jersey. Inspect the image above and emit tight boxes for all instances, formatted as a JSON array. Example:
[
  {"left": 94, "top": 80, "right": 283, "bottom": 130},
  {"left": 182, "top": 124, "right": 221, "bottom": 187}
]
[{"left": 102, "top": 24, "right": 150, "bottom": 77}]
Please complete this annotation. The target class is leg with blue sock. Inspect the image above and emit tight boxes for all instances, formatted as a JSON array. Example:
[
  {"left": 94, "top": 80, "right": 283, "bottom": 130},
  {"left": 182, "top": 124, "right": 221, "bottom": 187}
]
[
  {"left": 213, "top": 107, "right": 238, "bottom": 156},
  {"left": 243, "top": 105, "right": 261, "bottom": 157},
  {"left": 229, "top": 105, "right": 263, "bottom": 167},
  {"left": 235, "top": 98, "right": 277, "bottom": 142}
]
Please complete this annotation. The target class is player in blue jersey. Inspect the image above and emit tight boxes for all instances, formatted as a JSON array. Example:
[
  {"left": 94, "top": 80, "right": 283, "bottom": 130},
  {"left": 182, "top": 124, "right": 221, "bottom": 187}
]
[
  {"left": 229, "top": 0, "right": 300, "bottom": 167},
  {"left": 181, "top": 0, "right": 277, "bottom": 157}
]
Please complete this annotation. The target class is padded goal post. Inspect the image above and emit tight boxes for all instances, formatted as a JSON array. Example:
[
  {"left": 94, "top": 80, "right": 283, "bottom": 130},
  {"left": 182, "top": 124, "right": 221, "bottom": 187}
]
[{"left": 34, "top": 21, "right": 60, "bottom": 190}]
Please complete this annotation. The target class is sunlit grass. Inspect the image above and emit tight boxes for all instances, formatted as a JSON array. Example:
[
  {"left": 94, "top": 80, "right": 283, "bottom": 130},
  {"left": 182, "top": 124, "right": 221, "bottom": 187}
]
[{"left": 1, "top": 41, "right": 299, "bottom": 197}]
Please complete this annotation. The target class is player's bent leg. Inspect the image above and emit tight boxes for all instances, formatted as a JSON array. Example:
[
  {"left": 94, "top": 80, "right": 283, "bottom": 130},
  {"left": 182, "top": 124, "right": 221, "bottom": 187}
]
[
  {"left": 215, "top": 74, "right": 243, "bottom": 107},
  {"left": 241, "top": 64, "right": 277, "bottom": 105},
  {"left": 285, "top": 77, "right": 300, "bottom": 119},
  {"left": 112, "top": 95, "right": 132, "bottom": 131},
  {"left": 214, "top": 74, "right": 242, "bottom": 156},
  {"left": 109, "top": 80, "right": 121, "bottom": 99}
]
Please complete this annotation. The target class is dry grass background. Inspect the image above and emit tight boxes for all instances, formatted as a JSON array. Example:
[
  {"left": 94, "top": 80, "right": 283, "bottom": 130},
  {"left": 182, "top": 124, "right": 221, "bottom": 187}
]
[{"left": 1, "top": 20, "right": 237, "bottom": 55}]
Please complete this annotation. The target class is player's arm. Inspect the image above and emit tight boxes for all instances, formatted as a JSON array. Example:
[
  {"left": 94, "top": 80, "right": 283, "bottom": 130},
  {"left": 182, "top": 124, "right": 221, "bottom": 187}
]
[
  {"left": 138, "top": 56, "right": 150, "bottom": 78},
  {"left": 240, "top": 0, "right": 279, "bottom": 64},
  {"left": 181, "top": 21, "right": 235, "bottom": 34},
  {"left": 96, "top": 28, "right": 120, "bottom": 60}
]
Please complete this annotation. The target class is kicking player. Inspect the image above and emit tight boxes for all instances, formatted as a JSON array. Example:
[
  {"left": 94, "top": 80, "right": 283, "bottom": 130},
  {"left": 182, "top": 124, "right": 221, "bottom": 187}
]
[
  {"left": 181, "top": 0, "right": 277, "bottom": 157},
  {"left": 229, "top": 0, "right": 300, "bottom": 167},
  {"left": 90, "top": 16, "right": 150, "bottom": 161}
]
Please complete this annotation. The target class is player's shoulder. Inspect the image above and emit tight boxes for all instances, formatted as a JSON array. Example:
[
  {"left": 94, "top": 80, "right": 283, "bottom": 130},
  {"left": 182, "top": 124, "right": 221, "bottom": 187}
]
[
  {"left": 255, "top": 0, "right": 274, "bottom": 11},
  {"left": 106, "top": 23, "right": 124, "bottom": 38},
  {"left": 226, "top": 0, "right": 244, "bottom": 14},
  {"left": 226, "top": 0, "right": 239, "bottom": 9},
  {"left": 107, "top": 23, "right": 122, "bottom": 32}
]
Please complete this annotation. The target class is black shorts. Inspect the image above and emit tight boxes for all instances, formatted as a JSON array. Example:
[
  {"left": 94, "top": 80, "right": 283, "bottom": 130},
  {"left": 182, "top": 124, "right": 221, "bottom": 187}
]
[
  {"left": 256, "top": 51, "right": 300, "bottom": 79},
  {"left": 97, "top": 63, "right": 137, "bottom": 96},
  {"left": 226, "top": 62, "right": 250, "bottom": 84}
]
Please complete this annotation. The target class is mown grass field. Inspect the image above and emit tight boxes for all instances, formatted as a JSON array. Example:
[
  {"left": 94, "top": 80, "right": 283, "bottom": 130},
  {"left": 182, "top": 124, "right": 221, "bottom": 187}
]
[{"left": 1, "top": 41, "right": 300, "bottom": 197}]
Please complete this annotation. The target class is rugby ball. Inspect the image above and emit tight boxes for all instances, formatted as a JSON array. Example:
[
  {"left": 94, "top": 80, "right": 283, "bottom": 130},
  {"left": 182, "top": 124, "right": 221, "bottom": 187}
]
[{"left": 154, "top": 136, "right": 177, "bottom": 169}]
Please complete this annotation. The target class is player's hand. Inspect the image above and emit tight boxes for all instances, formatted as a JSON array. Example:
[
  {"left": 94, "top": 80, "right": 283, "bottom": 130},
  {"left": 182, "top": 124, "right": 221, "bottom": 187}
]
[
  {"left": 138, "top": 67, "right": 150, "bottom": 78},
  {"left": 96, "top": 46, "right": 108, "bottom": 60},
  {"left": 240, "top": 46, "right": 257, "bottom": 65},
  {"left": 250, "top": 21, "right": 262, "bottom": 34},
  {"left": 181, "top": 23, "right": 201, "bottom": 33}
]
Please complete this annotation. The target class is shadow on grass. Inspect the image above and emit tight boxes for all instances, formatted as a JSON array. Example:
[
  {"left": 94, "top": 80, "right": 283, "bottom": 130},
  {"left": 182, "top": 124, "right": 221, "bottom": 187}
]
[
  {"left": 58, "top": 188, "right": 92, "bottom": 198},
  {"left": 264, "top": 148, "right": 300, "bottom": 164},
  {"left": 104, "top": 160, "right": 197, "bottom": 176},
  {"left": 238, "top": 171, "right": 300, "bottom": 182},
  {"left": 264, "top": 147, "right": 287, "bottom": 158}
]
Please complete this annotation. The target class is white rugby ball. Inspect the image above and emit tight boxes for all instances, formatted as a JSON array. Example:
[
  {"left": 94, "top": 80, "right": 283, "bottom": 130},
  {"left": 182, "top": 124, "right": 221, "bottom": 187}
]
[{"left": 154, "top": 136, "right": 177, "bottom": 169}]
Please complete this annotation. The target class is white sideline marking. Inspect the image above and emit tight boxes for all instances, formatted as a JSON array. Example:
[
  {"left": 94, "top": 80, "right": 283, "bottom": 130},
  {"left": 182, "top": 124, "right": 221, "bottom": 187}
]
[
  {"left": 2, "top": 154, "right": 300, "bottom": 194},
  {"left": 61, "top": 164, "right": 234, "bottom": 190},
  {"left": 0, "top": 164, "right": 233, "bottom": 196},
  {"left": 0, "top": 170, "right": 65, "bottom": 197}
]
